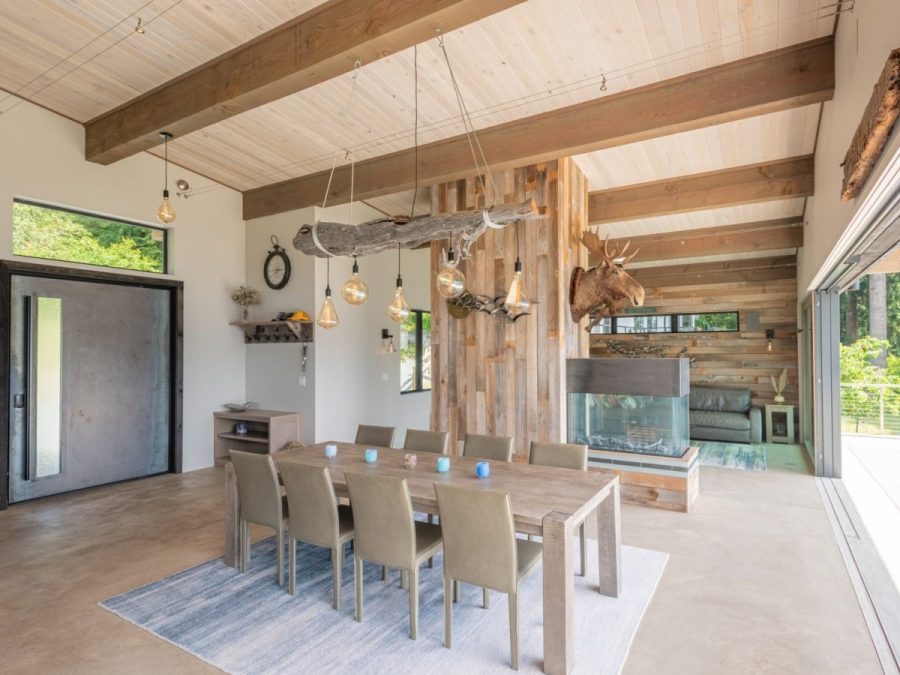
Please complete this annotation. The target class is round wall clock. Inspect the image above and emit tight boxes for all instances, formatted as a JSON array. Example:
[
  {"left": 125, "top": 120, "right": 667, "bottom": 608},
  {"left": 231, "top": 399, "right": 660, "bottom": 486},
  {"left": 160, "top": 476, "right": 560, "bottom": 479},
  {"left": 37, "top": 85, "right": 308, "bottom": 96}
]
[{"left": 264, "top": 235, "right": 291, "bottom": 290}]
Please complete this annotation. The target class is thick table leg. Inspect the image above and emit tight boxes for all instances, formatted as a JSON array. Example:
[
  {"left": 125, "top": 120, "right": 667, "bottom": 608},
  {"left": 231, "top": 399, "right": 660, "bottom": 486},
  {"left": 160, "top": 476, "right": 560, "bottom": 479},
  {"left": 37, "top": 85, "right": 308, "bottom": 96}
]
[
  {"left": 225, "top": 462, "right": 240, "bottom": 568},
  {"left": 542, "top": 512, "right": 574, "bottom": 675},
  {"left": 596, "top": 478, "right": 621, "bottom": 597}
]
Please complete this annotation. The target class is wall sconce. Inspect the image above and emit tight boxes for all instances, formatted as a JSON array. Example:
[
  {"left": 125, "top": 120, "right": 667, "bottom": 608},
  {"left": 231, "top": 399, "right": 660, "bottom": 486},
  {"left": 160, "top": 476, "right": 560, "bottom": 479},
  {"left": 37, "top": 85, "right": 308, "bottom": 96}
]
[
  {"left": 380, "top": 328, "right": 396, "bottom": 354},
  {"left": 766, "top": 329, "right": 775, "bottom": 352}
]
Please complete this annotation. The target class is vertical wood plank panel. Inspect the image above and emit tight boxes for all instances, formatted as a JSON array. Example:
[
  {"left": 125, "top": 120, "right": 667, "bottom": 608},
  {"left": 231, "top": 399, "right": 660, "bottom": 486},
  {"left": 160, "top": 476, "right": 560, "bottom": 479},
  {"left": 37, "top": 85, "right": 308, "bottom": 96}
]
[{"left": 430, "top": 159, "right": 588, "bottom": 458}]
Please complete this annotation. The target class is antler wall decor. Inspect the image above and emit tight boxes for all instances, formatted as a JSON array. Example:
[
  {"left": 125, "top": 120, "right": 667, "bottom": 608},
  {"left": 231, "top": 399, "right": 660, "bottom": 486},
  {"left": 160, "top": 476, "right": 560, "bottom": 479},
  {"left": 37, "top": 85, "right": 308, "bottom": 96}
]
[
  {"left": 569, "top": 230, "right": 645, "bottom": 330},
  {"left": 446, "top": 291, "right": 530, "bottom": 323}
]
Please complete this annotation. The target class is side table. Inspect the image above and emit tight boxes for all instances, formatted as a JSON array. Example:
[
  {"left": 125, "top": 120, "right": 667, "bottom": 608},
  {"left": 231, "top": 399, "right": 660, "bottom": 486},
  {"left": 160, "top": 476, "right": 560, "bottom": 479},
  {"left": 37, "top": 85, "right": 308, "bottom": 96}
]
[{"left": 765, "top": 404, "right": 794, "bottom": 444}]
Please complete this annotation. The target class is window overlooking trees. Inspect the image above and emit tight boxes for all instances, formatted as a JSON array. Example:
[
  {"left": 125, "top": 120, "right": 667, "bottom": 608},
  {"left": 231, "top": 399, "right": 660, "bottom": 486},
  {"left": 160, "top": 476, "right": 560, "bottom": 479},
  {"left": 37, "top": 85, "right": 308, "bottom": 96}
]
[
  {"left": 590, "top": 311, "right": 738, "bottom": 335},
  {"left": 13, "top": 200, "right": 167, "bottom": 274},
  {"left": 400, "top": 310, "right": 432, "bottom": 394}
]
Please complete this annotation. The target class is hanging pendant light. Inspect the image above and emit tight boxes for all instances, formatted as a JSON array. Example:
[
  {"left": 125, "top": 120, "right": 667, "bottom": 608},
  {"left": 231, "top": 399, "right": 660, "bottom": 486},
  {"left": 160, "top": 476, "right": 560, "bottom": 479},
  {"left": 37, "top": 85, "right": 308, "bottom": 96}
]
[
  {"left": 388, "top": 244, "right": 411, "bottom": 323},
  {"left": 317, "top": 257, "right": 340, "bottom": 329},
  {"left": 157, "top": 132, "right": 176, "bottom": 224},
  {"left": 505, "top": 227, "right": 530, "bottom": 313},
  {"left": 341, "top": 255, "right": 369, "bottom": 305},
  {"left": 436, "top": 247, "right": 466, "bottom": 298}
]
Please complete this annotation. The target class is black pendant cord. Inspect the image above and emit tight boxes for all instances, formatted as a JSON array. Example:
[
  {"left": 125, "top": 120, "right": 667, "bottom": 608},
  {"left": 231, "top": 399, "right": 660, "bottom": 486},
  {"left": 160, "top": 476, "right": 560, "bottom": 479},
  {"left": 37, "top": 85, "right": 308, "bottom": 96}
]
[
  {"left": 164, "top": 135, "right": 168, "bottom": 190},
  {"left": 396, "top": 243, "right": 403, "bottom": 286},
  {"left": 325, "top": 256, "right": 331, "bottom": 293},
  {"left": 408, "top": 45, "right": 419, "bottom": 221}
]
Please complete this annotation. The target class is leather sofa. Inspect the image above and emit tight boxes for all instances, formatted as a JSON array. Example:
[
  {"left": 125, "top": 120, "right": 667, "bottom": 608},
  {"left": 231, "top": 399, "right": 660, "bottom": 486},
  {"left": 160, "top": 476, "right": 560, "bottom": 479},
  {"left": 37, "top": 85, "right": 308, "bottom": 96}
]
[{"left": 690, "top": 386, "right": 762, "bottom": 444}]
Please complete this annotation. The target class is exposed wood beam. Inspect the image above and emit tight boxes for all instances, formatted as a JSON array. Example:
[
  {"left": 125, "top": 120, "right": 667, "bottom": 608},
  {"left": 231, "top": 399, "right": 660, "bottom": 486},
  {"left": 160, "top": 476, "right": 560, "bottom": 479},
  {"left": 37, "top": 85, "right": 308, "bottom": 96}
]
[
  {"left": 632, "top": 255, "right": 797, "bottom": 287},
  {"left": 592, "top": 217, "right": 804, "bottom": 265},
  {"left": 85, "top": 0, "right": 526, "bottom": 164},
  {"left": 588, "top": 156, "right": 814, "bottom": 224},
  {"left": 243, "top": 36, "right": 834, "bottom": 220}
]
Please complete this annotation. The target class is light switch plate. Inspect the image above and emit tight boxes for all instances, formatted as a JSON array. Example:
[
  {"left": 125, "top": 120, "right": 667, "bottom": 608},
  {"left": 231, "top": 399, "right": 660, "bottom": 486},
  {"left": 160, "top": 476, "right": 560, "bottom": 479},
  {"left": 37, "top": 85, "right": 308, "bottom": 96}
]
[{"left": 382, "top": 372, "right": 389, "bottom": 382}]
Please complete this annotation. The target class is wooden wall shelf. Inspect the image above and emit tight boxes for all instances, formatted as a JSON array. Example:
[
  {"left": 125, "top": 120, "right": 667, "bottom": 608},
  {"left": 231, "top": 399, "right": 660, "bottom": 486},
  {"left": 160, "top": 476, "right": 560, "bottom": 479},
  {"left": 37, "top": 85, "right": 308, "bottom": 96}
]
[{"left": 230, "top": 320, "right": 313, "bottom": 344}]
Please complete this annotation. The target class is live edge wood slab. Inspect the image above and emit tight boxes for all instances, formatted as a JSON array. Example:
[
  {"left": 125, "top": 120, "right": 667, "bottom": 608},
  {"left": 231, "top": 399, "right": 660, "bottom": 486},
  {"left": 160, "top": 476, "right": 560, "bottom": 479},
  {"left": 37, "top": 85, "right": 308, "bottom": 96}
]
[{"left": 223, "top": 442, "right": 622, "bottom": 675}]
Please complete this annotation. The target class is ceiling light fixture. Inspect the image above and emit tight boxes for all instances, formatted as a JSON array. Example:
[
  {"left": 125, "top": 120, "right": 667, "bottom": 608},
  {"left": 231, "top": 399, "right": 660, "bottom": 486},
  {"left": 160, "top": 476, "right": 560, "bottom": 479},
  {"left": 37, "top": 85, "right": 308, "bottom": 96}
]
[
  {"left": 156, "top": 132, "right": 176, "bottom": 223},
  {"left": 317, "top": 256, "right": 340, "bottom": 329},
  {"left": 436, "top": 247, "right": 466, "bottom": 298},
  {"left": 505, "top": 226, "right": 529, "bottom": 314},
  {"left": 388, "top": 243, "right": 411, "bottom": 323},
  {"left": 134, "top": 17, "right": 145, "bottom": 34},
  {"left": 341, "top": 255, "right": 369, "bottom": 305}
]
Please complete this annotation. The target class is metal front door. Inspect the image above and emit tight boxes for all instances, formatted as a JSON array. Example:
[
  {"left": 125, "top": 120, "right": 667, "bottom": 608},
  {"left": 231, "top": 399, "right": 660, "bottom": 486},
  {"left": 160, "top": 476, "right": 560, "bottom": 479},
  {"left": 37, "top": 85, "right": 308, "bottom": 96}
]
[{"left": 8, "top": 274, "right": 171, "bottom": 502}]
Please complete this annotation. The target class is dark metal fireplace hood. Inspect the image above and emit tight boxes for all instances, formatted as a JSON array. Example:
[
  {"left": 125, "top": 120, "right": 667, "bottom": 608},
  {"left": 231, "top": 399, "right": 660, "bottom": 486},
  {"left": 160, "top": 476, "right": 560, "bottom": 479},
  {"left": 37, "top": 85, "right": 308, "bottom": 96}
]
[{"left": 566, "top": 357, "right": 690, "bottom": 397}]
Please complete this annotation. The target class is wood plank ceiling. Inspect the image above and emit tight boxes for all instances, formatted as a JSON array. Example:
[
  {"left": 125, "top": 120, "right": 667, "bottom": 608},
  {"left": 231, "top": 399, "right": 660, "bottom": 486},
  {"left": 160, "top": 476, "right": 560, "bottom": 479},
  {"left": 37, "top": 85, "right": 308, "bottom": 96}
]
[{"left": 0, "top": 0, "right": 835, "bottom": 264}]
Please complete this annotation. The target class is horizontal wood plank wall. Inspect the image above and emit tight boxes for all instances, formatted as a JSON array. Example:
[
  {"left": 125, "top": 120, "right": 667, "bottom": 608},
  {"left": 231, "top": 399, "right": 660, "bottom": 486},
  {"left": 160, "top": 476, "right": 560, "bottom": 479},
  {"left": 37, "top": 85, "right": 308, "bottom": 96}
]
[
  {"left": 430, "top": 158, "right": 588, "bottom": 459},
  {"left": 590, "top": 274, "right": 799, "bottom": 410}
]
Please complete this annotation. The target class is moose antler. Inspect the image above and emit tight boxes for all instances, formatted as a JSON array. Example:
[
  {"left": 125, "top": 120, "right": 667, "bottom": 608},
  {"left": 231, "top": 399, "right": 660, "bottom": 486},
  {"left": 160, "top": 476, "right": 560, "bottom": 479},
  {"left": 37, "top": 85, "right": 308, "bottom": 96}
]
[{"left": 580, "top": 230, "right": 639, "bottom": 266}]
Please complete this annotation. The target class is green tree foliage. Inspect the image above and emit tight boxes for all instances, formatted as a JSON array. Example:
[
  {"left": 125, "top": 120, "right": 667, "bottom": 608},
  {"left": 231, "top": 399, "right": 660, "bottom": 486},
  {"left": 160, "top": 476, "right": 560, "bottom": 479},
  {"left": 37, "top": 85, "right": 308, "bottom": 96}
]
[
  {"left": 840, "top": 273, "right": 900, "bottom": 357},
  {"left": 12, "top": 203, "right": 164, "bottom": 273}
]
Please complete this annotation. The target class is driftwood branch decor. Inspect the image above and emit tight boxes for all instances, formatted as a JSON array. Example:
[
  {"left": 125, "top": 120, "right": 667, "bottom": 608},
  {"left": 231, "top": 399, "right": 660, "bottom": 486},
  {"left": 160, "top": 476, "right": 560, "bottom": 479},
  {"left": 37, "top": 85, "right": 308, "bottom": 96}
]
[
  {"left": 569, "top": 231, "right": 645, "bottom": 329},
  {"left": 841, "top": 48, "right": 900, "bottom": 201},
  {"left": 292, "top": 199, "right": 541, "bottom": 257},
  {"left": 446, "top": 291, "right": 529, "bottom": 323}
]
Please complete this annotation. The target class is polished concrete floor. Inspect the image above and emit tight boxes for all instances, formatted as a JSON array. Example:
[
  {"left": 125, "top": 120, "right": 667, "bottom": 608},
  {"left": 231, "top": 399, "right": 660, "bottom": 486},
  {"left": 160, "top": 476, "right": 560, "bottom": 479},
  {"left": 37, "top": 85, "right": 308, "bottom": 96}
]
[{"left": 0, "top": 464, "right": 882, "bottom": 674}]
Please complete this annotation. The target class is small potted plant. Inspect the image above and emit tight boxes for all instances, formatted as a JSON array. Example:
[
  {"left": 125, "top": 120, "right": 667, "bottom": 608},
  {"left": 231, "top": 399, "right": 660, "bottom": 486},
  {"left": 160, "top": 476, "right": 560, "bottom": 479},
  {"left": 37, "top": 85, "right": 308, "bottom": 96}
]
[{"left": 231, "top": 286, "right": 260, "bottom": 321}]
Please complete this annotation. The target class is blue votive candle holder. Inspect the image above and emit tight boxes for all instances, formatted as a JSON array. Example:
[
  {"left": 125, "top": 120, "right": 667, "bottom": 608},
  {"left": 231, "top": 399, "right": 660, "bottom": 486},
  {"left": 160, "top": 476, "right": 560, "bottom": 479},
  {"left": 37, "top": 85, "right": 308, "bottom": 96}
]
[
  {"left": 324, "top": 444, "right": 338, "bottom": 458},
  {"left": 476, "top": 461, "right": 490, "bottom": 479},
  {"left": 364, "top": 448, "right": 378, "bottom": 463},
  {"left": 436, "top": 456, "right": 450, "bottom": 473}
]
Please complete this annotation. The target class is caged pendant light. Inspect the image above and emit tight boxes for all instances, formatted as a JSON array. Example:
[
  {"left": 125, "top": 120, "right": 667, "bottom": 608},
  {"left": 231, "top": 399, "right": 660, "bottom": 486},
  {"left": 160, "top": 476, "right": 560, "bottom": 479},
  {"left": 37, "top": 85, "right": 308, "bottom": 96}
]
[
  {"left": 341, "top": 255, "right": 369, "bottom": 305},
  {"left": 156, "top": 132, "right": 176, "bottom": 224},
  {"left": 317, "top": 256, "right": 340, "bottom": 329}
]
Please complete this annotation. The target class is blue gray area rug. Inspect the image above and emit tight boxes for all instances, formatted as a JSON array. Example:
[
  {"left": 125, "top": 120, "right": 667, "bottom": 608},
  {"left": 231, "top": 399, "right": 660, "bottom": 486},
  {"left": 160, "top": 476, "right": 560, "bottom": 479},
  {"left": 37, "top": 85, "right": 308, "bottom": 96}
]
[
  {"left": 101, "top": 537, "right": 667, "bottom": 674},
  {"left": 696, "top": 441, "right": 767, "bottom": 472}
]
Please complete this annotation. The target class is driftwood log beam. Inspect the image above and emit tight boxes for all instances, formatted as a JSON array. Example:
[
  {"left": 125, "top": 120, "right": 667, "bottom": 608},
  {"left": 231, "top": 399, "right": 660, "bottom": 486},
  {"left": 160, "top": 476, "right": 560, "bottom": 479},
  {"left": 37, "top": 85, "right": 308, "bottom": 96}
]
[
  {"left": 841, "top": 48, "right": 900, "bottom": 201},
  {"left": 293, "top": 199, "right": 540, "bottom": 257}
]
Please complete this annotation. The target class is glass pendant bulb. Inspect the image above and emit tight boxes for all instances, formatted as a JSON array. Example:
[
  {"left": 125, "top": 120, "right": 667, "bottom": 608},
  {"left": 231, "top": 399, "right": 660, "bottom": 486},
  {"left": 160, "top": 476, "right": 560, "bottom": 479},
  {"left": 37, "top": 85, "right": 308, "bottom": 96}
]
[
  {"left": 504, "top": 258, "right": 530, "bottom": 313},
  {"left": 157, "top": 189, "right": 176, "bottom": 224},
  {"left": 388, "top": 275, "right": 411, "bottom": 323},
  {"left": 317, "top": 285, "right": 339, "bottom": 329},
  {"left": 341, "top": 257, "right": 369, "bottom": 305},
  {"left": 435, "top": 248, "right": 466, "bottom": 299}
]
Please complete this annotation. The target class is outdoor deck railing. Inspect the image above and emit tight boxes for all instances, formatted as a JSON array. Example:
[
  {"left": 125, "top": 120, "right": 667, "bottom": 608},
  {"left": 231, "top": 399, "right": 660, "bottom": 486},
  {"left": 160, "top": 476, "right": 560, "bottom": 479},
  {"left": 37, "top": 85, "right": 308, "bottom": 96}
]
[{"left": 841, "top": 383, "right": 900, "bottom": 435}]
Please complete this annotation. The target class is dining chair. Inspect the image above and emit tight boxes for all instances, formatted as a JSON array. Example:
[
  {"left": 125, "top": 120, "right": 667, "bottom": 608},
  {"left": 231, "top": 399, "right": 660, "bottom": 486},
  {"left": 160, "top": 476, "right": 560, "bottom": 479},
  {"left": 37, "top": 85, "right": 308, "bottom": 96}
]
[
  {"left": 434, "top": 482, "right": 542, "bottom": 670},
  {"left": 278, "top": 460, "right": 354, "bottom": 609},
  {"left": 462, "top": 433, "right": 514, "bottom": 462},
  {"left": 403, "top": 429, "right": 449, "bottom": 455},
  {"left": 344, "top": 472, "right": 443, "bottom": 640},
  {"left": 529, "top": 441, "right": 590, "bottom": 576},
  {"left": 355, "top": 424, "right": 396, "bottom": 447},
  {"left": 229, "top": 450, "right": 289, "bottom": 586}
]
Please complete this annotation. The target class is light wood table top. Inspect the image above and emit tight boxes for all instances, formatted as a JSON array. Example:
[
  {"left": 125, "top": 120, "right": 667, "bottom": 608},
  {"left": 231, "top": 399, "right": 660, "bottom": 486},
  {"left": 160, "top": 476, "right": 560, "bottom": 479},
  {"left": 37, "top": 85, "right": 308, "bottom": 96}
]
[{"left": 275, "top": 442, "right": 616, "bottom": 536}]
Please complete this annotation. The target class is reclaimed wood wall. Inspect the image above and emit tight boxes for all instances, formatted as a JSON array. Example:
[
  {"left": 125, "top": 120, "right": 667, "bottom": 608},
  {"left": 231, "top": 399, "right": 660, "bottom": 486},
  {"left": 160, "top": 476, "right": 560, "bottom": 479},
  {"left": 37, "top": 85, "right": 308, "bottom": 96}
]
[
  {"left": 430, "top": 158, "right": 589, "bottom": 458},
  {"left": 590, "top": 274, "right": 799, "bottom": 410}
]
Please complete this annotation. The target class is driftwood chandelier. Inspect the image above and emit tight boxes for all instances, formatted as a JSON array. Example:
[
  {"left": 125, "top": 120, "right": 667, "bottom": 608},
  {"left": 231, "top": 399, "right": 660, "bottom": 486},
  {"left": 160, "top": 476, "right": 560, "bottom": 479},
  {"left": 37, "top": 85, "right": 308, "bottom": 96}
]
[{"left": 299, "top": 32, "right": 541, "bottom": 329}]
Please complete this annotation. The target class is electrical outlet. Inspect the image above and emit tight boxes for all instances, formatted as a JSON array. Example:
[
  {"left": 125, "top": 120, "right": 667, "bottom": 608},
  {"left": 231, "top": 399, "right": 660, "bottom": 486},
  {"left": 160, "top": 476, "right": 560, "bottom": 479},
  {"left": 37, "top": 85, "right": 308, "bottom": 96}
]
[{"left": 298, "top": 374, "right": 307, "bottom": 387}]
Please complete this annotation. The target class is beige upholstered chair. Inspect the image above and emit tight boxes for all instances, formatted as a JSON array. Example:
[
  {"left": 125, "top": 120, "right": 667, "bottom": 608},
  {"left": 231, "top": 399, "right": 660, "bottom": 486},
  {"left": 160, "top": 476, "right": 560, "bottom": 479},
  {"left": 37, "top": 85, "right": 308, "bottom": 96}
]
[
  {"left": 355, "top": 424, "right": 396, "bottom": 447},
  {"left": 345, "top": 472, "right": 443, "bottom": 639},
  {"left": 462, "top": 433, "right": 514, "bottom": 462},
  {"left": 529, "top": 441, "right": 590, "bottom": 576},
  {"left": 403, "top": 429, "right": 449, "bottom": 455},
  {"left": 434, "top": 483, "right": 542, "bottom": 670},
  {"left": 229, "top": 450, "right": 289, "bottom": 586},
  {"left": 279, "top": 461, "right": 354, "bottom": 609}
]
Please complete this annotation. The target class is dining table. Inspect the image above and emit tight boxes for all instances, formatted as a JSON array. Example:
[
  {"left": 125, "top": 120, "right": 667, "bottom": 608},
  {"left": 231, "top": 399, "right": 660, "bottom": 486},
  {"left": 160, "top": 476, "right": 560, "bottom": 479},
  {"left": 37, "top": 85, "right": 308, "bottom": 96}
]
[{"left": 223, "top": 442, "right": 621, "bottom": 675}]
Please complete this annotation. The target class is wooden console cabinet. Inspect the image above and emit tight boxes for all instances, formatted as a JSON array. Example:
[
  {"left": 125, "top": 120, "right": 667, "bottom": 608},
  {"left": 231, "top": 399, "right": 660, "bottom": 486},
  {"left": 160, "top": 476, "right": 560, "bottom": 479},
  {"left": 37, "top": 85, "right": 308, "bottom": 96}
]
[{"left": 213, "top": 409, "right": 301, "bottom": 467}]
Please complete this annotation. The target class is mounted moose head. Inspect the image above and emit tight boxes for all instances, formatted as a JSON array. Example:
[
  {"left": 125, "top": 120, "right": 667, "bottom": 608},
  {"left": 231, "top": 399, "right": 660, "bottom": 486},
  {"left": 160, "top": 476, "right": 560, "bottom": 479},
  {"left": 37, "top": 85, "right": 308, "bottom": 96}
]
[{"left": 569, "top": 231, "right": 645, "bottom": 326}]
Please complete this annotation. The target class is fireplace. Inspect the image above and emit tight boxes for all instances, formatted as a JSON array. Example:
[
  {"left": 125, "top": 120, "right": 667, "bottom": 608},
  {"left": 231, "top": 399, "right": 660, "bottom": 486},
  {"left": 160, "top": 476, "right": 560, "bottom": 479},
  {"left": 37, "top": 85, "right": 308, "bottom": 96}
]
[{"left": 566, "top": 357, "right": 698, "bottom": 511}]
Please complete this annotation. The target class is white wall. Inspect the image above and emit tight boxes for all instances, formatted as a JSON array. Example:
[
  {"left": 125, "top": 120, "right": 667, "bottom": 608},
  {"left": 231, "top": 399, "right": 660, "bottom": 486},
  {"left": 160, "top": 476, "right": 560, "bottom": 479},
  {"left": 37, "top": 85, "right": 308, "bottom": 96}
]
[
  {"left": 244, "top": 202, "right": 432, "bottom": 446},
  {"left": 0, "top": 99, "right": 247, "bottom": 471},
  {"left": 798, "top": 2, "right": 900, "bottom": 292},
  {"left": 244, "top": 207, "right": 318, "bottom": 443}
]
